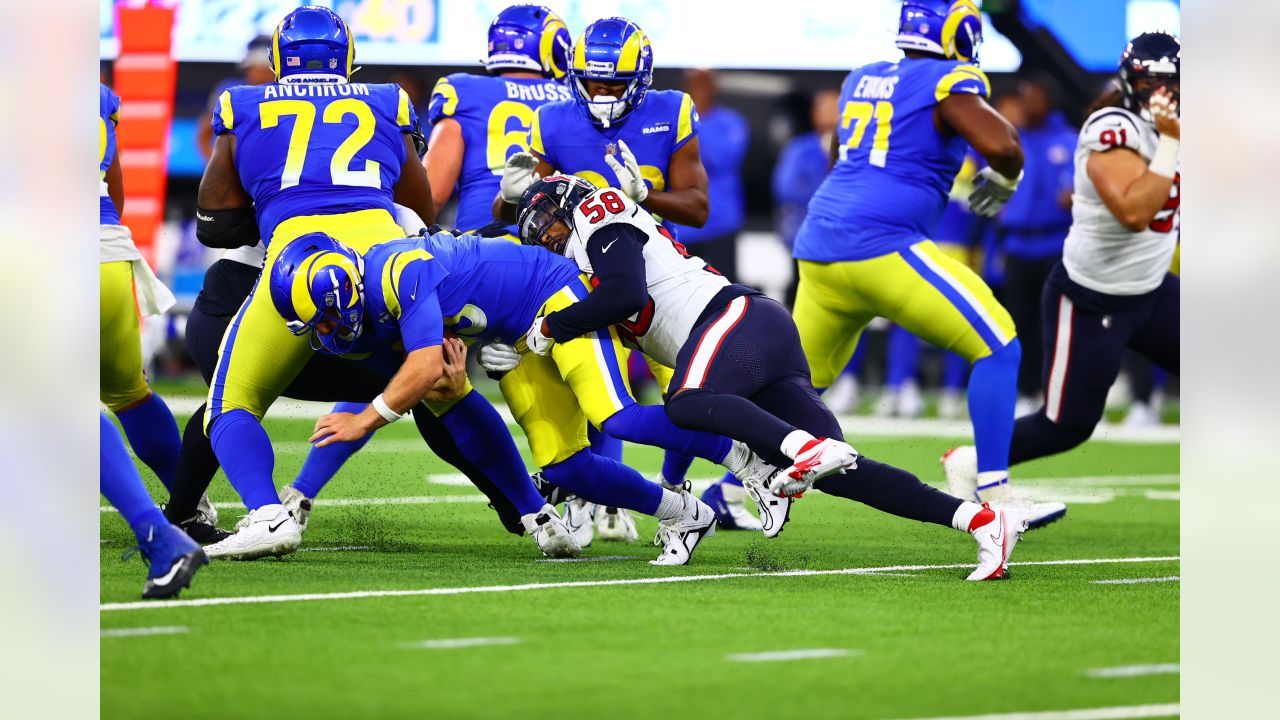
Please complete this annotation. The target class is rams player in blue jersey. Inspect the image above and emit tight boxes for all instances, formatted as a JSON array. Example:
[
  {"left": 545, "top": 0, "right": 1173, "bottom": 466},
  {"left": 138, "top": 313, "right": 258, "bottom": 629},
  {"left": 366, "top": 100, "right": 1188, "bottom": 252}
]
[
  {"left": 193, "top": 6, "right": 443, "bottom": 559},
  {"left": 99, "top": 83, "right": 186, "bottom": 507},
  {"left": 270, "top": 229, "right": 736, "bottom": 565},
  {"left": 790, "top": 0, "right": 1062, "bottom": 527},
  {"left": 424, "top": 5, "right": 572, "bottom": 232}
]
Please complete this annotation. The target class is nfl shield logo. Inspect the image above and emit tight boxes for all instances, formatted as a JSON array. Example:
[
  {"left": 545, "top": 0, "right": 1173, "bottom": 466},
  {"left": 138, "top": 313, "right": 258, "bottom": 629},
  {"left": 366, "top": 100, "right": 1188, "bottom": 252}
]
[
  {"left": 329, "top": 58, "right": 337, "bottom": 69},
  {"left": 515, "top": 38, "right": 524, "bottom": 49},
  {"left": 605, "top": 142, "right": 617, "bottom": 156}
]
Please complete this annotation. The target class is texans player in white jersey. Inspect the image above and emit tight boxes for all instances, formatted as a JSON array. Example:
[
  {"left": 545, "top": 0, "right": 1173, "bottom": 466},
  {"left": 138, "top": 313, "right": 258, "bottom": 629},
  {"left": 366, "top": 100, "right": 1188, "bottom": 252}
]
[
  {"left": 947, "top": 32, "right": 1180, "bottom": 490},
  {"left": 509, "top": 173, "right": 1028, "bottom": 580}
]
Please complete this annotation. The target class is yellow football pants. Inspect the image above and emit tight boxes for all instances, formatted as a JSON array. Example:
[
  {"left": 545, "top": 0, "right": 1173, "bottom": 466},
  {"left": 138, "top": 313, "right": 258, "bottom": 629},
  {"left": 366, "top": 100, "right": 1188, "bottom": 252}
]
[{"left": 100, "top": 261, "right": 151, "bottom": 411}]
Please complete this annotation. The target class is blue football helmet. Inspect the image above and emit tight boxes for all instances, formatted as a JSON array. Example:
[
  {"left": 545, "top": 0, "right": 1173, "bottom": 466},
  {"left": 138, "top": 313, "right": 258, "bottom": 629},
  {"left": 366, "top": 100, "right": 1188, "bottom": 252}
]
[
  {"left": 270, "top": 6, "right": 355, "bottom": 83},
  {"left": 896, "top": 0, "right": 983, "bottom": 64},
  {"left": 568, "top": 17, "right": 654, "bottom": 127},
  {"left": 486, "top": 5, "right": 572, "bottom": 82},
  {"left": 516, "top": 175, "right": 597, "bottom": 254},
  {"left": 1118, "top": 32, "right": 1180, "bottom": 116},
  {"left": 269, "top": 233, "right": 367, "bottom": 355}
]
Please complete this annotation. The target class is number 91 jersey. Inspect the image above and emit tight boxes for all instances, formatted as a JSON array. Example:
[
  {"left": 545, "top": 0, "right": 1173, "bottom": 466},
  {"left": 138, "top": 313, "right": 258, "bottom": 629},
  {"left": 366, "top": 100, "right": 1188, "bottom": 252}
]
[
  {"left": 428, "top": 74, "right": 572, "bottom": 232},
  {"left": 566, "top": 187, "right": 729, "bottom": 367},
  {"left": 212, "top": 82, "right": 415, "bottom": 244},
  {"left": 796, "top": 58, "right": 990, "bottom": 262}
]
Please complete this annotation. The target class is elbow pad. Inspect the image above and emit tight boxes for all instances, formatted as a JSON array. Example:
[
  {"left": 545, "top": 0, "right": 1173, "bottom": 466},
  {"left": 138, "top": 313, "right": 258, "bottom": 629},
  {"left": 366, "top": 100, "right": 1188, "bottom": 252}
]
[{"left": 196, "top": 206, "right": 260, "bottom": 249}]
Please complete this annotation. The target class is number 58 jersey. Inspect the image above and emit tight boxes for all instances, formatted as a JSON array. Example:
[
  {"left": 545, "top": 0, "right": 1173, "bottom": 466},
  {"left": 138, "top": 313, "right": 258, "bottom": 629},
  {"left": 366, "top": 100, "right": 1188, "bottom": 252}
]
[
  {"left": 212, "top": 82, "right": 415, "bottom": 244},
  {"left": 796, "top": 58, "right": 990, "bottom": 262}
]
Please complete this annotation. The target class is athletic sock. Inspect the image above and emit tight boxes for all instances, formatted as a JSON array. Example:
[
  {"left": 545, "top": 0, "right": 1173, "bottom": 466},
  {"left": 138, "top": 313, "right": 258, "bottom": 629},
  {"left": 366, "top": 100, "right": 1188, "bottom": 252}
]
[
  {"left": 977, "top": 471, "right": 1011, "bottom": 502},
  {"left": 601, "top": 404, "right": 733, "bottom": 463},
  {"left": 721, "top": 441, "right": 751, "bottom": 475},
  {"left": 654, "top": 488, "right": 686, "bottom": 520},
  {"left": 780, "top": 429, "right": 817, "bottom": 460},
  {"left": 208, "top": 409, "right": 280, "bottom": 511},
  {"left": 658, "top": 451, "right": 695, "bottom": 487},
  {"left": 588, "top": 425, "right": 623, "bottom": 461},
  {"left": 100, "top": 414, "right": 167, "bottom": 539},
  {"left": 951, "top": 501, "right": 985, "bottom": 532},
  {"left": 165, "top": 404, "right": 221, "bottom": 523},
  {"left": 114, "top": 392, "right": 182, "bottom": 491},
  {"left": 542, "top": 450, "right": 663, "bottom": 515},
  {"left": 968, "top": 339, "right": 1021, "bottom": 476},
  {"left": 814, "top": 456, "right": 963, "bottom": 527},
  {"left": 440, "top": 390, "right": 544, "bottom": 516},
  {"left": 292, "top": 402, "right": 374, "bottom": 498}
]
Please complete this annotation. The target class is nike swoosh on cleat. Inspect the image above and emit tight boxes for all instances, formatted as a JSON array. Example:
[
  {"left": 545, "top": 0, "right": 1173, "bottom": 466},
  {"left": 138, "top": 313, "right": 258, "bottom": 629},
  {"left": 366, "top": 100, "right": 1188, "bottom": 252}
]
[
  {"left": 268, "top": 520, "right": 289, "bottom": 533},
  {"left": 990, "top": 519, "right": 1004, "bottom": 546},
  {"left": 150, "top": 559, "right": 186, "bottom": 587}
]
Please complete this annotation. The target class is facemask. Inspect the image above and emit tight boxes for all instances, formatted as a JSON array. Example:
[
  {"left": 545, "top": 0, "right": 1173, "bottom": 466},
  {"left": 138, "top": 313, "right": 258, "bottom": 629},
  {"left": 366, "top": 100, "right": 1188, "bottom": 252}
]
[{"left": 588, "top": 94, "right": 627, "bottom": 128}]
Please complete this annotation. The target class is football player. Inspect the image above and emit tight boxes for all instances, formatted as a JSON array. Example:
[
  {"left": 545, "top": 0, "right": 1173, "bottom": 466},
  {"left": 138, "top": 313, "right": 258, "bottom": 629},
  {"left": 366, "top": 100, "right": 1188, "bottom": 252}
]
[
  {"left": 99, "top": 83, "right": 185, "bottom": 503},
  {"left": 515, "top": 175, "right": 1028, "bottom": 579},
  {"left": 950, "top": 33, "right": 1180, "bottom": 480},
  {"left": 787, "top": 0, "right": 1062, "bottom": 527},
  {"left": 193, "top": 6, "right": 440, "bottom": 559},
  {"left": 424, "top": 4, "right": 571, "bottom": 233},
  {"left": 270, "top": 228, "right": 744, "bottom": 565}
]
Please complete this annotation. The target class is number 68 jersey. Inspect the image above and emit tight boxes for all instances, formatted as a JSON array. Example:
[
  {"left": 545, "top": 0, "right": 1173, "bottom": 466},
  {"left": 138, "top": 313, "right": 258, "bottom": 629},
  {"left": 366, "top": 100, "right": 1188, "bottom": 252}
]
[
  {"left": 565, "top": 188, "right": 730, "bottom": 367},
  {"left": 1063, "top": 106, "right": 1180, "bottom": 296}
]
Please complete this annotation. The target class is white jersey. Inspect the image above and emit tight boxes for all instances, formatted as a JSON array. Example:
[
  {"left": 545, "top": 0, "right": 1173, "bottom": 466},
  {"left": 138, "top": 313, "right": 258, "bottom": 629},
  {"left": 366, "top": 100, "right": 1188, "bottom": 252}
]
[
  {"left": 565, "top": 188, "right": 730, "bottom": 367},
  {"left": 1062, "top": 107, "right": 1179, "bottom": 296}
]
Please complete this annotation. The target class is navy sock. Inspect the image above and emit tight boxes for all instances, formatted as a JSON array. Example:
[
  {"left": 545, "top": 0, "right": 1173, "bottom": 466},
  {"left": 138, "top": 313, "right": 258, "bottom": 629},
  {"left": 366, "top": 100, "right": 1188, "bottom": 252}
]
[
  {"left": 292, "top": 402, "right": 374, "bottom": 498},
  {"left": 114, "top": 392, "right": 181, "bottom": 491},
  {"left": 100, "top": 414, "right": 167, "bottom": 539},
  {"left": 602, "top": 404, "right": 732, "bottom": 463},
  {"left": 440, "top": 391, "right": 544, "bottom": 516},
  {"left": 814, "top": 456, "right": 962, "bottom": 528},
  {"left": 969, "top": 339, "right": 1021, "bottom": 476},
  {"left": 208, "top": 409, "right": 280, "bottom": 510},
  {"left": 588, "top": 425, "right": 623, "bottom": 461},
  {"left": 542, "top": 450, "right": 662, "bottom": 515},
  {"left": 165, "top": 404, "right": 220, "bottom": 523},
  {"left": 660, "top": 451, "right": 695, "bottom": 485},
  {"left": 1009, "top": 411, "right": 1092, "bottom": 466}
]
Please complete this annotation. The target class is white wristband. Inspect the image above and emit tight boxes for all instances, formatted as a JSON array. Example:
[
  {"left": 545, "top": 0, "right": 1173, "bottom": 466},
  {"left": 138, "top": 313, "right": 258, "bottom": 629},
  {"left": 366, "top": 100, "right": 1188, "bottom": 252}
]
[
  {"left": 371, "top": 394, "right": 403, "bottom": 424},
  {"left": 1149, "top": 136, "right": 1179, "bottom": 179}
]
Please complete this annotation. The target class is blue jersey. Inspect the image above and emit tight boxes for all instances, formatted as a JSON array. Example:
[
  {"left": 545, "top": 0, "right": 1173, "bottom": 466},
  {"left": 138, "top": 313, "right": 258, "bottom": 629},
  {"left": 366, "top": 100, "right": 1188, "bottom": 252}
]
[
  {"left": 795, "top": 58, "right": 990, "bottom": 261},
  {"left": 364, "top": 233, "right": 580, "bottom": 349},
  {"left": 529, "top": 90, "right": 699, "bottom": 238},
  {"left": 211, "top": 82, "right": 416, "bottom": 244},
  {"left": 427, "top": 73, "right": 572, "bottom": 232},
  {"left": 100, "top": 84, "right": 121, "bottom": 225}
]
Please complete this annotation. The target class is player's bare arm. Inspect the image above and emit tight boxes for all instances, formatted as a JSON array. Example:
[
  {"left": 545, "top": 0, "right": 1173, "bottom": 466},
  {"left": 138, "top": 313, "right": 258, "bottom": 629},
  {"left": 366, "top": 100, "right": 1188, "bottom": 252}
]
[
  {"left": 424, "top": 118, "right": 464, "bottom": 210},
  {"left": 310, "top": 343, "right": 444, "bottom": 447},
  {"left": 395, "top": 135, "right": 437, "bottom": 226},
  {"left": 937, "top": 93, "right": 1023, "bottom": 178},
  {"left": 1086, "top": 88, "right": 1179, "bottom": 232},
  {"left": 638, "top": 136, "right": 709, "bottom": 227},
  {"left": 105, "top": 146, "right": 125, "bottom": 216},
  {"left": 196, "top": 135, "right": 251, "bottom": 210},
  {"left": 424, "top": 337, "right": 470, "bottom": 404}
]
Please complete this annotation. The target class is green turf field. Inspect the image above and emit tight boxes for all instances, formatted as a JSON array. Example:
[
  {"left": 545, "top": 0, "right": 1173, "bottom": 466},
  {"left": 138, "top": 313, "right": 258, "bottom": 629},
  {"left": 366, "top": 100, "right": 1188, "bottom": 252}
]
[{"left": 101, "top": 406, "right": 1179, "bottom": 719}]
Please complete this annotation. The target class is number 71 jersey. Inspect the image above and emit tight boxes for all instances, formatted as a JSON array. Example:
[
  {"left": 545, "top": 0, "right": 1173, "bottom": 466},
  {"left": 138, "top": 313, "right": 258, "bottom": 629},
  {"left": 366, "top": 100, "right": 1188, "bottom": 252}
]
[
  {"left": 212, "top": 82, "right": 415, "bottom": 244},
  {"left": 796, "top": 58, "right": 990, "bottom": 262}
]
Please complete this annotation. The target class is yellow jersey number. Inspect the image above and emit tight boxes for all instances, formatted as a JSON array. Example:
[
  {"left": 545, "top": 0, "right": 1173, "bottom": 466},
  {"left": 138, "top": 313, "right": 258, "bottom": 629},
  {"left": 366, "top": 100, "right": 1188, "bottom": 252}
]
[
  {"left": 574, "top": 167, "right": 666, "bottom": 194},
  {"left": 838, "top": 100, "right": 894, "bottom": 168},
  {"left": 486, "top": 101, "right": 537, "bottom": 174},
  {"left": 260, "top": 98, "right": 382, "bottom": 190}
]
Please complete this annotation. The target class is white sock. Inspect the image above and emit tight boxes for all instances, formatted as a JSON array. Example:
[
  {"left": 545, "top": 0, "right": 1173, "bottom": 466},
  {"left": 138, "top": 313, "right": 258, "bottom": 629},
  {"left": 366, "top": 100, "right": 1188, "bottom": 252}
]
[
  {"left": 780, "top": 430, "right": 816, "bottom": 460},
  {"left": 977, "top": 471, "right": 1011, "bottom": 503},
  {"left": 654, "top": 489, "right": 686, "bottom": 521},
  {"left": 721, "top": 440, "right": 752, "bottom": 474},
  {"left": 951, "top": 501, "right": 985, "bottom": 532}
]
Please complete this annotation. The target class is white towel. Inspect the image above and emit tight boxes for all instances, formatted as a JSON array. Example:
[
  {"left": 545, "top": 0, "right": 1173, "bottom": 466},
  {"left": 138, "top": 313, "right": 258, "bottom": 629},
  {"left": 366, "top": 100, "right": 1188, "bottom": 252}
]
[{"left": 99, "top": 224, "right": 177, "bottom": 316}]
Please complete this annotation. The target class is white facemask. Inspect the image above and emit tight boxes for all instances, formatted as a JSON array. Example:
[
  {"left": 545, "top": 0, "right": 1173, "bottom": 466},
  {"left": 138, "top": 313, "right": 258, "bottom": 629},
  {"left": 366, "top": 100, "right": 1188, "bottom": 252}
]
[{"left": 588, "top": 94, "right": 627, "bottom": 128}]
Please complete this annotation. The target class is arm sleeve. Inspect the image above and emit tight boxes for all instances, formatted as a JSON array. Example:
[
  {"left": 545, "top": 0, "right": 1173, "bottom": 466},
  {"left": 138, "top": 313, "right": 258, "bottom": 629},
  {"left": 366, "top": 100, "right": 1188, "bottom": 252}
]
[
  {"left": 398, "top": 287, "right": 446, "bottom": 352},
  {"left": 544, "top": 223, "right": 649, "bottom": 342},
  {"left": 389, "top": 254, "right": 448, "bottom": 352}
]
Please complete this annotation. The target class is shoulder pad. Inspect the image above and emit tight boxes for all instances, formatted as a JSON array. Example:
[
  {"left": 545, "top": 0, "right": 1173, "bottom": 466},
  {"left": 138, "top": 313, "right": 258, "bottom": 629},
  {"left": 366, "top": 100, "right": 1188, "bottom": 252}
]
[{"left": 1080, "top": 108, "right": 1144, "bottom": 154}]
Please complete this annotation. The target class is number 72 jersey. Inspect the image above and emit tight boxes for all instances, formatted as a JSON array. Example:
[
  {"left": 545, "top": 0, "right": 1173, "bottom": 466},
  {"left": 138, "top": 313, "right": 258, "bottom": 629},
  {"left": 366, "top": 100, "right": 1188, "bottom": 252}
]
[
  {"left": 796, "top": 58, "right": 990, "bottom": 262},
  {"left": 212, "top": 82, "right": 415, "bottom": 244}
]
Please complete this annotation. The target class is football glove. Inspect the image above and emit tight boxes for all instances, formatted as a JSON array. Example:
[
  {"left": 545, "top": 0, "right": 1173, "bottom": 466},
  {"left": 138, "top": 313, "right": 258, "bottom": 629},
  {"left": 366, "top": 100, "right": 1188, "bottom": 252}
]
[
  {"left": 968, "top": 167, "right": 1023, "bottom": 217},
  {"left": 501, "top": 152, "right": 541, "bottom": 204},
  {"left": 478, "top": 342, "right": 521, "bottom": 380},
  {"left": 603, "top": 139, "right": 649, "bottom": 203},
  {"left": 525, "top": 317, "right": 554, "bottom": 356}
]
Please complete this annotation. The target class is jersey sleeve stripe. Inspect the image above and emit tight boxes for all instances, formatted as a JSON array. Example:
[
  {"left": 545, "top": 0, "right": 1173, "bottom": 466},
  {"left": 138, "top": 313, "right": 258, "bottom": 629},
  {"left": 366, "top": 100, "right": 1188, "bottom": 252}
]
[
  {"left": 217, "top": 90, "right": 234, "bottom": 131},
  {"left": 676, "top": 93, "right": 695, "bottom": 144},
  {"left": 432, "top": 78, "right": 459, "bottom": 117},
  {"left": 1083, "top": 110, "right": 1140, "bottom": 133},
  {"left": 396, "top": 88, "right": 413, "bottom": 128},
  {"left": 933, "top": 66, "right": 990, "bottom": 102},
  {"left": 529, "top": 107, "right": 546, "bottom": 156}
]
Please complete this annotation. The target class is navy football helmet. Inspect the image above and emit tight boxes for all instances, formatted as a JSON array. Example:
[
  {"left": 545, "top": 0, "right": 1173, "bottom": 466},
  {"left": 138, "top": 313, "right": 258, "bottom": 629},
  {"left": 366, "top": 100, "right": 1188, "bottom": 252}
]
[
  {"left": 486, "top": 5, "right": 572, "bottom": 82},
  {"left": 896, "top": 0, "right": 983, "bottom": 64},
  {"left": 269, "top": 233, "right": 367, "bottom": 355},
  {"left": 1118, "top": 32, "right": 1180, "bottom": 116},
  {"left": 270, "top": 6, "right": 355, "bottom": 83},
  {"left": 568, "top": 17, "right": 654, "bottom": 127},
  {"left": 516, "top": 175, "right": 597, "bottom": 254}
]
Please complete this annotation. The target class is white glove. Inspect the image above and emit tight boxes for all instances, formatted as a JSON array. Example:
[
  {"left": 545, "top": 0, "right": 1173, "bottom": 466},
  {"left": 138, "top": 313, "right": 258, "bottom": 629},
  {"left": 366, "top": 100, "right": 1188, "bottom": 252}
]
[
  {"left": 967, "top": 167, "right": 1023, "bottom": 217},
  {"left": 501, "top": 152, "right": 541, "bottom": 204},
  {"left": 525, "top": 317, "right": 554, "bottom": 356},
  {"left": 478, "top": 342, "right": 521, "bottom": 374},
  {"left": 603, "top": 139, "right": 649, "bottom": 203}
]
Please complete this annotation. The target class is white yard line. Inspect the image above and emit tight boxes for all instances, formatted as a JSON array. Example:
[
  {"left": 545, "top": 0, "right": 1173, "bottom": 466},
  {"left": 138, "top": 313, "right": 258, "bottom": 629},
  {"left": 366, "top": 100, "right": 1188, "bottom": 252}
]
[
  {"left": 100, "top": 494, "right": 489, "bottom": 514},
  {"left": 893, "top": 704, "right": 1180, "bottom": 720},
  {"left": 101, "top": 626, "right": 188, "bottom": 638},
  {"left": 399, "top": 637, "right": 522, "bottom": 650},
  {"left": 1091, "top": 576, "right": 1179, "bottom": 585},
  {"left": 297, "top": 546, "right": 372, "bottom": 553},
  {"left": 726, "top": 648, "right": 860, "bottom": 662},
  {"left": 99, "top": 555, "right": 1178, "bottom": 612},
  {"left": 536, "top": 555, "right": 639, "bottom": 563},
  {"left": 1086, "top": 664, "right": 1179, "bottom": 678}
]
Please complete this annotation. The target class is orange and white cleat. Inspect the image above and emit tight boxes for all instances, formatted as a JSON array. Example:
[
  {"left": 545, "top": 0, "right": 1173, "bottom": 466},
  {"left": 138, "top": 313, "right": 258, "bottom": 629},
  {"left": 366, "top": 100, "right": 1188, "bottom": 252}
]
[{"left": 966, "top": 502, "right": 1029, "bottom": 581}]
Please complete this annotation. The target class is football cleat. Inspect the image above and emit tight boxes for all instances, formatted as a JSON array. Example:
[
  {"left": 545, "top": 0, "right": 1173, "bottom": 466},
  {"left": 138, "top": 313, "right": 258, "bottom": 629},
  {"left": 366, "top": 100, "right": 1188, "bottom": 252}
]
[
  {"left": 136, "top": 521, "right": 208, "bottom": 600},
  {"left": 941, "top": 445, "right": 979, "bottom": 501},
  {"left": 966, "top": 502, "right": 1029, "bottom": 581},
  {"left": 650, "top": 494, "right": 717, "bottom": 566},
  {"left": 279, "top": 485, "right": 314, "bottom": 533},
  {"left": 745, "top": 472, "right": 793, "bottom": 539},
  {"left": 596, "top": 506, "right": 639, "bottom": 542},
  {"left": 176, "top": 515, "right": 232, "bottom": 545},
  {"left": 522, "top": 504, "right": 581, "bottom": 559},
  {"left": 778, "top": 437, "right": 858, "bottom": 495},
  {"left": 204, "top": 504, "right": 302, "bottom": 560},
  {"left": 701, "top": 479, "right": 763, "bottom": 531},
  {"left": 196, "top": 492, "right": 219, "bottom": 527},
  {"left": 563, "top": 497, "right": 595, "bottom": 548}
]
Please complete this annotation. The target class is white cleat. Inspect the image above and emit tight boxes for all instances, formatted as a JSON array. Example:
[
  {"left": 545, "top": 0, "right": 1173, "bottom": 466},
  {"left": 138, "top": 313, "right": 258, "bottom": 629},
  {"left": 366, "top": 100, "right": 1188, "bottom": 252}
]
[
  {"left": 745, "top": 476, "right": 792, "bottom": 539},
  {"left": 522, "top": 504, "right": 581, "bottom": 559},
  {"left": 650, "top": 494, "right": 717, "bottom": 566},
  {"left": 782, "top": 437, "right": 859, "bottom": 492},
  {"left": 596, "top": 506, "right": 639, "bottom": 542},
  {"left": 279, "top": 485, "right": 314, "bottom": 533},
  {"left": 967, "top": 503, "right": 1029, "bottom": 581},
  {"left": 563, "top": 497, "right": 595, "bottom": 548},
  {"left": 941, "top": 445, "right": 979, "bottom": 501},
  {"left": 196, "top": 492, "right": 219, "bottom": 527},
  {"left": 204, "top": 504, "right": 301, "bottom": 560}
]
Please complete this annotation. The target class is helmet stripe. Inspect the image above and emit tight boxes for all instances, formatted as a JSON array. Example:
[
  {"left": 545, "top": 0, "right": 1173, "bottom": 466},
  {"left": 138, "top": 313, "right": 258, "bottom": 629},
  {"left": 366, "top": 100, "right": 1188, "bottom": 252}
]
[
  {"left": 271, "top": 27, "right": 282, "bottom": 78},
  {"left": 572, "top": 31, "right": 587, "bottom": 70},
  {"left": 541, "top": 16, "right": 568, "bottom": 78},
  {"left": 616, "top": 29, "right": 646, "bottom": 73},
  {"left": 344, "top": 20, "right": 355, "bottom": 79}
]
